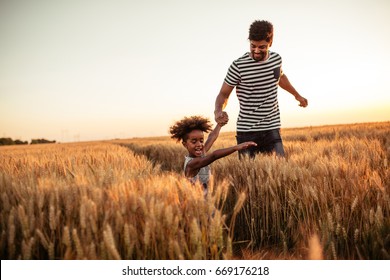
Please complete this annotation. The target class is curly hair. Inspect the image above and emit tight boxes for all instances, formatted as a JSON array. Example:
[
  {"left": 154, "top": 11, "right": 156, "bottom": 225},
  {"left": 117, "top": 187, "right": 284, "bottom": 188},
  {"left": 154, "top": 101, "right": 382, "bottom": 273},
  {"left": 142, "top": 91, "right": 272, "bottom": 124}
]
[
  {"left": 248, "top": 20, "right": 273, "bottom": 43},
  {"left": 169, "top": 116, "right": 212, "bottom": 142}
]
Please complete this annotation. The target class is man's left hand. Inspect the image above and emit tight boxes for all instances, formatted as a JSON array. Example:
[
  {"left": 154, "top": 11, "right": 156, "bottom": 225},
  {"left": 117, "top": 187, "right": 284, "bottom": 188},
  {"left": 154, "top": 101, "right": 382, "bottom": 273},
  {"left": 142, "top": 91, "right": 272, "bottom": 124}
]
[{"left": 296, "top": 96, "right": 308, "bottom": 107}]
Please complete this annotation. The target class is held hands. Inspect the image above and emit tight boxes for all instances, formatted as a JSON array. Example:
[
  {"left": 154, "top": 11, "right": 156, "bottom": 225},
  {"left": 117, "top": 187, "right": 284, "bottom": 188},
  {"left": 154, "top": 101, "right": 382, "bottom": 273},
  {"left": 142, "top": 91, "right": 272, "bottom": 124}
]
[
  {"left": 215, "top": 111, "right": 229, "bottom": 126},
  {"left": 236, "top": 141, "right": 257, "bottom": 151}
]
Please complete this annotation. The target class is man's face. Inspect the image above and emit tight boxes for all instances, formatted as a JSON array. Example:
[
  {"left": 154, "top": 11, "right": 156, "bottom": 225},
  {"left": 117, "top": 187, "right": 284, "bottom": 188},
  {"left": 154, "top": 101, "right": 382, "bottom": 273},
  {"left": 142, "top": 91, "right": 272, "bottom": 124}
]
[{"left": 250, "top": 40, "right": 271, "bottom": 61}]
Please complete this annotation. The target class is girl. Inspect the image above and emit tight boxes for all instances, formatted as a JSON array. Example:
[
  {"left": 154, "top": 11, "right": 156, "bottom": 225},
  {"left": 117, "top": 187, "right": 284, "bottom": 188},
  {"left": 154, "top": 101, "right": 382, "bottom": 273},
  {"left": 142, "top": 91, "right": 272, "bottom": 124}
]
[{"left": 169, "top": 115, "right": 256, "bottom": 193}]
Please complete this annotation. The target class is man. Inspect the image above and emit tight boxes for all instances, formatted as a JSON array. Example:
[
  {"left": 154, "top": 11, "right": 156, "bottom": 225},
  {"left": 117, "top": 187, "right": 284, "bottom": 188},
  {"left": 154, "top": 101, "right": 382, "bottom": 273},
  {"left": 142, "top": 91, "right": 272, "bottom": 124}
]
[{"left": 214, "top": 20, "right": 308, "bottom": 157}]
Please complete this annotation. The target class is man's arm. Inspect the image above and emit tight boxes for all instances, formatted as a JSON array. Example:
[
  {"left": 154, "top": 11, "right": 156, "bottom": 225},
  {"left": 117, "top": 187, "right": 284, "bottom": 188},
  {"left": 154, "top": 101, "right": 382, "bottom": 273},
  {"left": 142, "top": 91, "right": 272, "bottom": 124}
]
[
  {"left": 279, "top": 74, "right": 308, "bottom": 107},
  {"left": 214, "top": 82, "right": 235, "bottom": 123}
]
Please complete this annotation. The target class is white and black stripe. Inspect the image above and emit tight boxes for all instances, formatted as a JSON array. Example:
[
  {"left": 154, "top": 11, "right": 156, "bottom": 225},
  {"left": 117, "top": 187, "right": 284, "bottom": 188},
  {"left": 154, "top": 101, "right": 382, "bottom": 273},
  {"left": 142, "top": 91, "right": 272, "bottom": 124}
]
[{"left": 225, "top": 51, "right": 283, "bottom": 132}]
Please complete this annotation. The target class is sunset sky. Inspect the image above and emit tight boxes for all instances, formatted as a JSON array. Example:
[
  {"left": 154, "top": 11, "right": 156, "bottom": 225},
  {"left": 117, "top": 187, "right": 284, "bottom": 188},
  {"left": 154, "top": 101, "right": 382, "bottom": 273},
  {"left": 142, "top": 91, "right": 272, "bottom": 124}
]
[{"left": 1, "top": 0, "right": 389, "bottom": 142}]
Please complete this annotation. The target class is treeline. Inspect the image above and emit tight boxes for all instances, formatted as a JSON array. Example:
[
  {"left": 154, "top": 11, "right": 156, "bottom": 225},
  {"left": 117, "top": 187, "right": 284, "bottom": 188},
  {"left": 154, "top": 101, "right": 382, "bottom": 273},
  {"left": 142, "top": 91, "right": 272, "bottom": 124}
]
[{"left": 0, "top": 138, "right": 56, "bottom": 146}]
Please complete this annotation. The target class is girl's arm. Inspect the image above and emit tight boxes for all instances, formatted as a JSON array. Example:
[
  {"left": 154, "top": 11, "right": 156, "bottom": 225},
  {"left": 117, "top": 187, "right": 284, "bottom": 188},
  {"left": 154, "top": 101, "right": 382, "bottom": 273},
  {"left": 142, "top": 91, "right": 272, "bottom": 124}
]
[
  {"left": 185, "top": 141, "right": 257, "bottom": 177},
  {"left": 204, "top": 112, "right": 228, "bottom": 153},
  {"left": 204, "top": 123, "right": 222, "bottom": 153}
]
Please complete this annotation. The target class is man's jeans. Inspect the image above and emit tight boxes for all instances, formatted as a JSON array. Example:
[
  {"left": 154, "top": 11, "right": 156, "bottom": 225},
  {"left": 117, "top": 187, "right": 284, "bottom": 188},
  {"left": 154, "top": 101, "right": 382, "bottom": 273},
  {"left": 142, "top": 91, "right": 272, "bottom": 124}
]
[{"left": 236, "top": 129, "right": 285, "bottom": 158}]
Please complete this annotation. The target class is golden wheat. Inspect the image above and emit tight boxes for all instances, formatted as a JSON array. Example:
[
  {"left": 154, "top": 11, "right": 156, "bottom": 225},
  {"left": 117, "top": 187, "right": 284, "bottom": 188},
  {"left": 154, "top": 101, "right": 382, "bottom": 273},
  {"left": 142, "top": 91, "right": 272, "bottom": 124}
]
[
  {"left": 1, "top": 142, "right": 235, "bottom": 259},
  {"left": 1, "top": 122, "right": 389, "bottom": 259}
]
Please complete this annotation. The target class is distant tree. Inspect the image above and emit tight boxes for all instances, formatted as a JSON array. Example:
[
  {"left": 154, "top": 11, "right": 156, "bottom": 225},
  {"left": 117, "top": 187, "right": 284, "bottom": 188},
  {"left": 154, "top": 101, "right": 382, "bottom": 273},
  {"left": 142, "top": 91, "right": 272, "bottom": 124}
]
[
  {"left": 14, "top": 139, "right": 28, "bottom": 145},
  {"left": 30, "top": 139, "right": 56, "bottom": 145},
  {"left": 0, "top": 137, "right": 56, "bottom": 146},
  {"left": 0, "top": 138, "right": 14, "bottom": 146}
]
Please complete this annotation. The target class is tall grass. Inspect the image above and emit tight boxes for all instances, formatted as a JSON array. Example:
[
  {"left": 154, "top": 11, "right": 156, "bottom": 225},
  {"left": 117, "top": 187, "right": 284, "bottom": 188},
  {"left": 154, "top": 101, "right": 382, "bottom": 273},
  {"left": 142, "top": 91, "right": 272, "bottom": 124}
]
[
  {"left": 1, "top": 122, "right": 389, "bottom": 259},
  {"left": 0, "top": 142, "right": 233, "bottom": 259},
  {"left": 119, "top": 122, "right": 390, "bottom": 259},
  {"left": 214, "top": 138, "right": 389, "bottom": 259}
]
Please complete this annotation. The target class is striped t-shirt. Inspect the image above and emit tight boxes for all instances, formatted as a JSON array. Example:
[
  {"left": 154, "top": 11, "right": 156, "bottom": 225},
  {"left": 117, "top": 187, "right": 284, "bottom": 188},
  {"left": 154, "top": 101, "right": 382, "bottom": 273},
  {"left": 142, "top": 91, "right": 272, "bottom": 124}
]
[{"left": 224, "top": 51, "right": 283, "bottom": 132}]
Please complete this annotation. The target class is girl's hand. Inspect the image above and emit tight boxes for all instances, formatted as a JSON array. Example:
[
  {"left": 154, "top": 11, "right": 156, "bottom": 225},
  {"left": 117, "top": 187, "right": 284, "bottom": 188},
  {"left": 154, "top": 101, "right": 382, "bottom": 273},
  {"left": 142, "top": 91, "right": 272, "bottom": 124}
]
[{"left": 237, "top": 141, "right": 257, "bottom": 151}]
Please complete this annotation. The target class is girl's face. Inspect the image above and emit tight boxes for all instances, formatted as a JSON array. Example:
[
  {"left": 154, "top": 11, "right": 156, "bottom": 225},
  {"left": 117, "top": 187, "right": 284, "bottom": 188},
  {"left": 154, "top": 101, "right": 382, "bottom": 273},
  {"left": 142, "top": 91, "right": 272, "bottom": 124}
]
[{"left": 182, "top": 129, "right": 205, "bottom": 157}]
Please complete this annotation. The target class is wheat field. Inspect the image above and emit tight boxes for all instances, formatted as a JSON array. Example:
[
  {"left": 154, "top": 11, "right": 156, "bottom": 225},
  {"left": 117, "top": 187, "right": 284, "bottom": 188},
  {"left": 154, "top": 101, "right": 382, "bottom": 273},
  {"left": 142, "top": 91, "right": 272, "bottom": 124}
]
[{"left": 1, "top": 122, "right": 389, "bottom": 259}]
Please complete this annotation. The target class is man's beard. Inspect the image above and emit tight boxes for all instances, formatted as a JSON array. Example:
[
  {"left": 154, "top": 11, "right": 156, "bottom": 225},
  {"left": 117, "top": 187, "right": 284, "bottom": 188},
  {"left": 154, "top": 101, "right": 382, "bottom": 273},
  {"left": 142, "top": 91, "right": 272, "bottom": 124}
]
[{"left": 252, "top": 51, "right": 267, "bottom": 61}]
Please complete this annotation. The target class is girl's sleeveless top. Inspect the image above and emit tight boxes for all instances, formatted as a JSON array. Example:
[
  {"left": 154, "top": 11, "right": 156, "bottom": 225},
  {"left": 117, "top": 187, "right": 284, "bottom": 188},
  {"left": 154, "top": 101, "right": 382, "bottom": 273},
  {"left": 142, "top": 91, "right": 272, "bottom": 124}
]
[{"left": 183, "top": 156, "right": 210, "bottom": 188}]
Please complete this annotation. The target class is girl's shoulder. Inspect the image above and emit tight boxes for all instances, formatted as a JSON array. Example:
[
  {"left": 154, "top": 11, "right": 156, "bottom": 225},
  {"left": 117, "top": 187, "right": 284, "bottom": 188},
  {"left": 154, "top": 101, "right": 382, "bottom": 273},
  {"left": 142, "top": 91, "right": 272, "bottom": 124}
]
[
  {"left": 184, "top": 156, "right": 193, "bottom": 168},
  {"left": 184, "top": 155, "right": 193, "bottom": 161}
]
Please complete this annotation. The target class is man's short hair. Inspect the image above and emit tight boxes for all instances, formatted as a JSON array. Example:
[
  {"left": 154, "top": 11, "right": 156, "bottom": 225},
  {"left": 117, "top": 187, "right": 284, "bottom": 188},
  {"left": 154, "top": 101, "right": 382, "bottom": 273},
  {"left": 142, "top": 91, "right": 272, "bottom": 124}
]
[{"left": 248, "top": 20, "right": 273, "bottom": 44}]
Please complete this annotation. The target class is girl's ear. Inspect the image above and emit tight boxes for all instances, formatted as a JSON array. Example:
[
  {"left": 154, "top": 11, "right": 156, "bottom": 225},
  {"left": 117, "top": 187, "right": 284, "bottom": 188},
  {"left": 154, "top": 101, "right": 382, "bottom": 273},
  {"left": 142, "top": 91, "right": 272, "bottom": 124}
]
[{"left": 182, "top": 141, "right": 187, "bottom": 148}]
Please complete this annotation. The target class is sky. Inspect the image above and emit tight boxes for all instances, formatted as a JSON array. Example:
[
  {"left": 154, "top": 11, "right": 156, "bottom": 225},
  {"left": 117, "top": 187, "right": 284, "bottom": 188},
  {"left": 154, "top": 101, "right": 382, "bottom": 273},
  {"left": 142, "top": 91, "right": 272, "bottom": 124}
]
[{"left": 1, "top": 0, "right": 389, "bottom": 142}]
